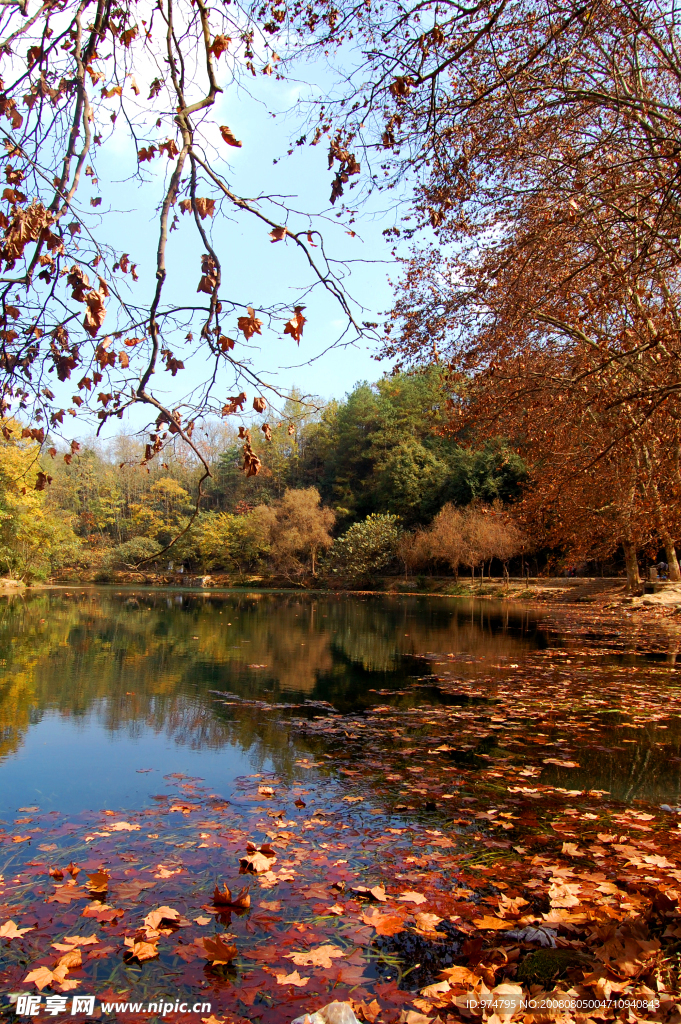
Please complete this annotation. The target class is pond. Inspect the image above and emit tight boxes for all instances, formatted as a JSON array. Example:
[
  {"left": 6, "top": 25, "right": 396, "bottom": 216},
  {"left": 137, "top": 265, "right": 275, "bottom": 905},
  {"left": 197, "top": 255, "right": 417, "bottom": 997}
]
[
  {"left": 1, "top": 587, "right": 680, "bottom": 812},
  {"left": 1, "top": 588, "right": 681, "bottom": 1023},
  {"left": 0, "top": 588, "right": 545, "bottom": 814}
]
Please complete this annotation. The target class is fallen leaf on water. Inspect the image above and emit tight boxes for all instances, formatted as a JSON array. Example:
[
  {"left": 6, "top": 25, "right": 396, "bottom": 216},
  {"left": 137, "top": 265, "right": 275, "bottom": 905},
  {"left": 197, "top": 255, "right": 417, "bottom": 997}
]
[
  {"left": 399, "top": 890, "right": 427, "bottom": 905},
  {"left": 124, "top": 936, "right": 159, "bottom": 961},
  {"left": 143, "top": 906, "right": 180, "bottom": 931},
  {"left": 285, "top": 944, "right": 345, "bottom": 969},
  {"left": 52, "top": 934, "right": 98, "bottom": 949},
  {"left": 0, "top": 920, "right": 33, "bottom": 938},
  {"left": 107, "top": 821, "right": 140, "bottom": 832},
  {"left": 361, "top": 908, "right": 405, "bottom": 935},
  {"left": 24, "top": 966, "right": 65, "bottom": 990},
  {"left": 240, "top": 842, "right": 276, "bottom": 874},
  {"left": 258, "top": 785, "right": 274, "bottom": 796},
  {"left": 274, "top": 969, "right": 308, "bottom": 987},
  {"left": 82, "top": 903, "right": 124, "bottom": 922},
  {"left": 117, "top": 879, "right": 156, "bottom": 898},
  {"left": 194, "top": 916, "right": 211, "bottom": 925},
  {"left": 352, "top": 884, "right": 387, "bottom": 901},
  {"left": 87, "top": 869, "right": 110, "bottom": 893},
  {"left": 56, "top": 979, "right": 80, "bottom": 992},
  {"left": 47, "top": 884, "right": 87, "bottom": 905},
  {"left": 196, "top": 934, "right": 237, "bottom": 964},
  {"left": 414, "top": 911, "right": 444, "bottom": 936},
  {"left": 213, "top": 883, "right": 250, "bottom": 909},
  {"left": 56, "top": 948, "right": 82, "bottom": 970}
]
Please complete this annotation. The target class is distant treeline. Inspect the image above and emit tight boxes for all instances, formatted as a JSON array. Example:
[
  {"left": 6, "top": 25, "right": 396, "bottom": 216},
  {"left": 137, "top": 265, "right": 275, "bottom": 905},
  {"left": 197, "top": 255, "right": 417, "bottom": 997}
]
[{"left": 0, "top": 370, "right": 529, "bottom": 581}]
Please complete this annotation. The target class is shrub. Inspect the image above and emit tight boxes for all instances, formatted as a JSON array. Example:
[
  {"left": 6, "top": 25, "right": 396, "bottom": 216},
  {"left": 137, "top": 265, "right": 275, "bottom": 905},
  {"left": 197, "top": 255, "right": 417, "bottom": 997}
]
[{"left": 324, "top": 513, "right": 402, "bottom": 579}]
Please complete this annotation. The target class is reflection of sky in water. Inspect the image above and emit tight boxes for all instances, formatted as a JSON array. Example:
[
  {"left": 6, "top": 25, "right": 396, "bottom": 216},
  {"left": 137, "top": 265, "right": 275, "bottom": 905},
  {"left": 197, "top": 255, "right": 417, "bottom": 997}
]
[
  {"left": 1, "top": 587, "right": 681, "bottom": 813},
  {"left": 0, "top": 708, "right": 264, "bottom": 814}
]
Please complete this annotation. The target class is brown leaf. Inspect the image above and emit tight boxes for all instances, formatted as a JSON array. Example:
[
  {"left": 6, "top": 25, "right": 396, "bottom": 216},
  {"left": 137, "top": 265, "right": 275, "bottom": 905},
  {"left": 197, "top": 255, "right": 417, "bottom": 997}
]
[
  {"left": 82, "top": 904, "right": 124, "bottom": 922},
  {"left": 197, "top": 934, "right": 237, "bottom": 964},
  {"left": 86, "top": 870, "right": 110, "bottom": 893},
  {"left": 283, "top": 305, "right": 306, "bottom": 343},
  {"left": 237, "top": 308, "right": 263, "bottom": 340},
  {"left": 210, "top": 34, "right": 231, "bottom": 58},
  {"left": 56, "top": 948, "right": 82, "bottom": 970},
  {"left": 24, "top": 966, "right": 58, "bottom": 990},
  {"left": 47, "top": 884, "right": 87, "bottom": 904},
  {"left": 269, "top": 225, "right": 287, "bottom": 242},
  {"left": 194, "top": 198, "right": 216, "bottom": 220},
  {"left": 219, "top": 125, "right": 242, "bottom": 148},
  {"left": 143, "top": 906, "right": 180, "bottom": 931},
  {"left": 253, "top": 395, "right": 267, "bottom": 413},
  {"left": 398, "top": 891, "right": 427, "bottom": 905},
  {"left": 240, "top": 850, "right": 276, "bottom": 874},
  {"left": 213, "top": 884, "right": 251, "bottom": 910}
]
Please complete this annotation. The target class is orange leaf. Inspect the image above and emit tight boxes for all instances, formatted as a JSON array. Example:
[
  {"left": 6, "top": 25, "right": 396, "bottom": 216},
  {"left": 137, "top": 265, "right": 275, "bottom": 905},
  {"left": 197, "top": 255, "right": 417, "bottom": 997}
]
[{"left": 360, "top": 908, "right": 405, "bottom": 936}]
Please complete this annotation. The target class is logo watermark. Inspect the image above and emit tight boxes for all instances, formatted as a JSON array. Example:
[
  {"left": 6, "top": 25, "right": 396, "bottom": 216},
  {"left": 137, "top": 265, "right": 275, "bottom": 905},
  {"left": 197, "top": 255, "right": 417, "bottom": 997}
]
[{"left": 10, "top": 994, "right": 212, "bottom": 1017}]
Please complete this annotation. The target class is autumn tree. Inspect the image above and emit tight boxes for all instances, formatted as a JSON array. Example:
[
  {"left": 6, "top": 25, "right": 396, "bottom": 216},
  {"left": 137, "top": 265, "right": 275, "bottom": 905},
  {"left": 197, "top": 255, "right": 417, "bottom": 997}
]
[
  {"left": 270, "top": 0, "right": 681, "bottom": 587},
  {"left": 0, "top": 422, "right": 79, "bottom": 578},
  {"left": 0, "top": 0, "right": 373, "bottom": 549},
  {"left": 270, "top": 486, "right": 335, "bottom": 576}
]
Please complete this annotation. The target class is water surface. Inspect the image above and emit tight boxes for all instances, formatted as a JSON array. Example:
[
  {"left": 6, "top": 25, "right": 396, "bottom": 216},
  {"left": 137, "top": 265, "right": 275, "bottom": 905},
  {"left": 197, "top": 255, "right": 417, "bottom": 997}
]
[{"left": 1, "top": 587, "right": 680, "bottom": 813}]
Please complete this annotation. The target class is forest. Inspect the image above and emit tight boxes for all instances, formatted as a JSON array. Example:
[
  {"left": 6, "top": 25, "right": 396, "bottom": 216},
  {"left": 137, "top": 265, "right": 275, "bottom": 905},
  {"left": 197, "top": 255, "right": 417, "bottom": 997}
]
[{"left": 0, "top": 370, "right": 530, "bottom": 582}]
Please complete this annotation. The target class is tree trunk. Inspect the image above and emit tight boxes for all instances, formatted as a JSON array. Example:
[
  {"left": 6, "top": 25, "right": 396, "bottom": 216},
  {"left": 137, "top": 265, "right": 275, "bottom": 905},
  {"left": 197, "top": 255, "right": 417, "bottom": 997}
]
[
  {"left": 661, "top": 529, "right": 681, "bottom": 582},
  {"left": 623, "top": 539, "right": 640, "bottom": 592},
  {"left": 311, "top": 549, "right": 316, "bottom": 576}
]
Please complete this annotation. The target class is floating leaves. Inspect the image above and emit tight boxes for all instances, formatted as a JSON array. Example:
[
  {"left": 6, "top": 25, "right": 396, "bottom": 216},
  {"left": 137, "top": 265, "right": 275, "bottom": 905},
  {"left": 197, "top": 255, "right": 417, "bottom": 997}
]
[{"left": 239, "top": 841, "right": 276, "bottom": 874}]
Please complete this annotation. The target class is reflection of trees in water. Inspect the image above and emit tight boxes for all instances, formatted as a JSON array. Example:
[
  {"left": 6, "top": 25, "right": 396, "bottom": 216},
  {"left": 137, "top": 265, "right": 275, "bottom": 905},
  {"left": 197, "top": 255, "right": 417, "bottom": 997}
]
[
  {"left": 0, "top": 589, "right": 540, "bottom": 766},
  {"left": 330, "top": 597, "right": 538, "bottom": 673}
]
